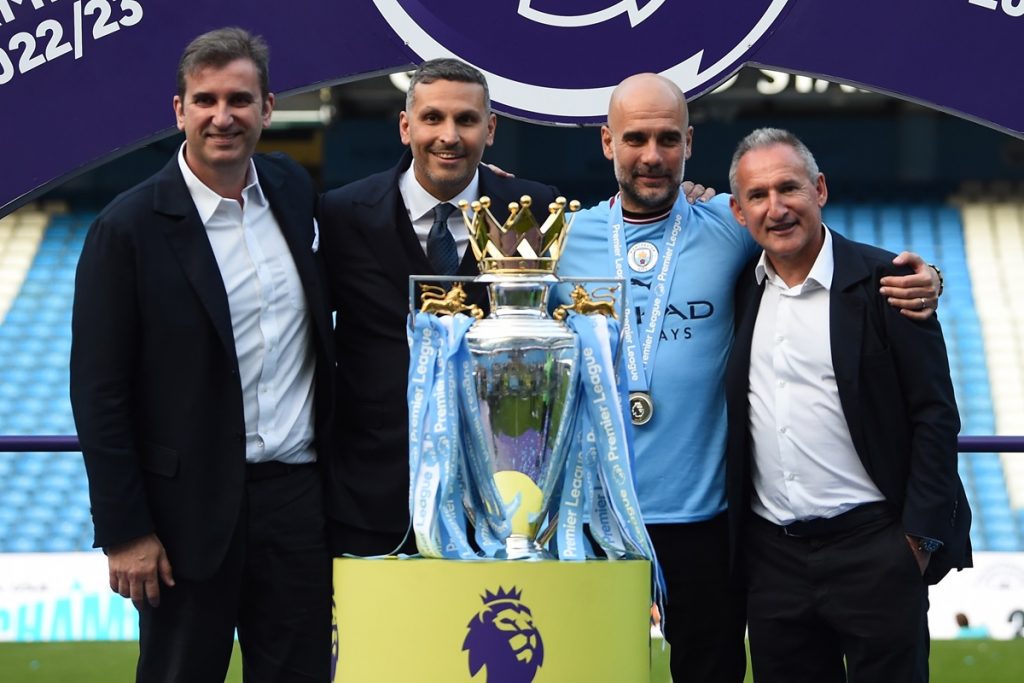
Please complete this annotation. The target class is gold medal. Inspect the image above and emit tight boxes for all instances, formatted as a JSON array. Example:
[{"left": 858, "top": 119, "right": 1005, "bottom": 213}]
[{"left": 629, "top": 392, "right": 654, "bottom": 426}]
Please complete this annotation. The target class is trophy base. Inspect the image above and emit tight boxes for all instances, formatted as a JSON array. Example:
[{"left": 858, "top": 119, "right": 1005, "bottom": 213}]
[{"left": 497, "top": 534, "right": 552, "bottom": 561}]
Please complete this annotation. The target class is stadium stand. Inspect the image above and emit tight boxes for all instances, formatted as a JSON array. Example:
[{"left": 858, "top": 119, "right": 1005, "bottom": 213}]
[
  {"left": 826, "top": 202, "right": 1019, "bottom": 551},
  {"left": 0, "top": 206, "right": 94, "bottom": 553},
  {"left": 960, "top": 200, "right": 1024, "bottom": 550},
  {"left": 0, "top": 202, "right": 1021, "bottom": 553}
]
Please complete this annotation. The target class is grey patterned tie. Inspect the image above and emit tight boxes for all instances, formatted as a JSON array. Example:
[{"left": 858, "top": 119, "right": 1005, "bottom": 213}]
[{"left": 426, "top": 203, "right": 459, "bottom": 275}]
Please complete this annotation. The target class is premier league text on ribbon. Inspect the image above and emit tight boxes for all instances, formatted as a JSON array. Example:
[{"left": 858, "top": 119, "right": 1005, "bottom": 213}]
[{"left": 405, "top": 195, "right": 661, "bottom": 589}]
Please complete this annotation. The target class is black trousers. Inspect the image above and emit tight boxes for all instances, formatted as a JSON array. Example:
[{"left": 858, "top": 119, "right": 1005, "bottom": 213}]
[
  {"left": 744, "top": 511, "right": 929, "bottom": 683},
  {"left": 649, "top": 514, "right": 748, "bottom": 683},
  {"left": 137, "top": 465, "right": 332, "bottom": 683}
]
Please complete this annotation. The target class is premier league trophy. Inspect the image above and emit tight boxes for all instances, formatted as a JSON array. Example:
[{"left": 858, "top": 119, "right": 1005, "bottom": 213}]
[
  {"left": 460, "top": 197, "right": 581, "bottom": 559},
  {"left": 408, "top": 196, "right": 655, "bottom": 565}
]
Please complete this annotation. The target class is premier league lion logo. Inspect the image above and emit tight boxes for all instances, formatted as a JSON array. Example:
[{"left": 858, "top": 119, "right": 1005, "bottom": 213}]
[{"left": 463, "top": 586, "right": 544, "bottom": 683}]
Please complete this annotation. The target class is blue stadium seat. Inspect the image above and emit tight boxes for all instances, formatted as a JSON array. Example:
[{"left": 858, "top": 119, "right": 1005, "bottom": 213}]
[
  {"left": 41, "top": 536, "right": 81, "bottom": 552},
  {"left": 969, "top": 527, "right": 987, "bottom": 551}
]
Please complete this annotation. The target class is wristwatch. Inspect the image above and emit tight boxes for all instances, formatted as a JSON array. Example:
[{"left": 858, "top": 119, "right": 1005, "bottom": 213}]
[{"left": 915, "top": 536, "right": 942, "bottom": 554}]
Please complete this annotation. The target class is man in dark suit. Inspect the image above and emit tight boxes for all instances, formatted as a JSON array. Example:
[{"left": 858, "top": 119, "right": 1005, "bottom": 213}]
[
  {"left": 70, "top": 28, "right": 333, "bottom": 682},
  {"left": 318, "top": 59, "right": 559, "bottom": 556},
  {"left": 725, "top": 128, "right": 971, "bottom": 682}
]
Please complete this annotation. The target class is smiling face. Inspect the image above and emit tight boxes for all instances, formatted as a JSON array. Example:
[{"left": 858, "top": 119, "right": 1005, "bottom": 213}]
[
  {"left": 729, "top": 142, "right": 828, "bottom": 285},
  {"left": 602, "top": 74, "right": 692, "bottom": 214},
  {"left": 399, "top": 78, "right": 496, "bottom": 201},
  {"left": 173, "top": 57, "right": 272, "bottom": 196}
]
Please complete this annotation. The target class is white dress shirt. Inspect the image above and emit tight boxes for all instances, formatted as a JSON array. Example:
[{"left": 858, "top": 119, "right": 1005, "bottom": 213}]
[
  {"left": 747, "top": 227, "right": 884, "bottom": 525},
  {"left": 398, "top": 166, "right": 482, "bottom": 257},
  {"left": 178, "top": 144, "right": 316, "bottom": 464}
]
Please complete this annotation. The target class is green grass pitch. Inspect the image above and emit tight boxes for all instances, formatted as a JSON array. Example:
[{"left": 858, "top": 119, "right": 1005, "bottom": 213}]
[{"left": 0, "top": 639, "right": 1021, "bottom": 681}]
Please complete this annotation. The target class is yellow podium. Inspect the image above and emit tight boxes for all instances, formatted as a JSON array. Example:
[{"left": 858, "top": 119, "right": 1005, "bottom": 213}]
[{"left": 332, "top": 558, "right": 652, "bottom": 682}]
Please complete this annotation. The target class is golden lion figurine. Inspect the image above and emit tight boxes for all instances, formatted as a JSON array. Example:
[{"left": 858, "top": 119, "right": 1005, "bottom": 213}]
[
  {"left": 419, "top": 283, "right": 484, "bottom": 320},
  {"left": 553, "top": 285, "right": 617, "bottom": 321}
]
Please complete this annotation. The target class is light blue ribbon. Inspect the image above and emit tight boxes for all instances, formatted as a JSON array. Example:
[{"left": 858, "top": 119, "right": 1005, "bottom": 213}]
[
  {"left": 564, "top": 312, "right": 665, "bottom": 602},
  {"left": 408, "top": 307, "right": 664, "bottom": 611},
  {"left": 407, "top": 312, "right": 478, "bottom": 559}
]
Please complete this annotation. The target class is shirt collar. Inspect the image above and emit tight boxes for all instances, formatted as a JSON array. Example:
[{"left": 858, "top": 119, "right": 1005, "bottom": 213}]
[
  {"left": 398, "top": 164, "right": 481, "bottom": 222},
  {"left": 754, "top": 224, "right": 834, "bottom": 291},
  {"left": 177, "top": 142, "right": 266, "bottom": 225}
]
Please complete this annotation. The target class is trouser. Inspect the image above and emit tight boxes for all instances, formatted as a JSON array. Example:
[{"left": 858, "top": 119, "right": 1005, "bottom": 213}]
[
  {"left": 649, "top": 515, "right": 748, "bottom": 683},
  {"left": 744, "top": 509, "right": 930, "bottom": 683},
  {"left": 137, "top": 465, "right": 332, "bottom": 683}
]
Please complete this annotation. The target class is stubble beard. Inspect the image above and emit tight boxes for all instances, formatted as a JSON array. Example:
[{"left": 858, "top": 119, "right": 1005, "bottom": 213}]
[{"left": 617, "top": 160, "right": 685, "bottom": 213}]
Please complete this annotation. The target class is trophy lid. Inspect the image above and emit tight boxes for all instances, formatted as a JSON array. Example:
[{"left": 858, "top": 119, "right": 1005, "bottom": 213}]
[{"left": 458, "top": 195, "right": 580, "bottom": 275}]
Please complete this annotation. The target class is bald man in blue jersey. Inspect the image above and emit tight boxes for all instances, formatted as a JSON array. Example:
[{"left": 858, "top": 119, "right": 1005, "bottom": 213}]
[{"left": 555, "top": 72, "right": 942, "bottom": 683}]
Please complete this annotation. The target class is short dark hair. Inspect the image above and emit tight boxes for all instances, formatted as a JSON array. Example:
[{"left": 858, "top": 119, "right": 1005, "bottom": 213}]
[
  {"left": 728, "top": 127, "right": 820, "bottom": 196},
  {"left": 406, "top": 58, "right": 489, "bottom": 111},
  {"left": 176, "top": 27, "right": 270, "bottom": 101}
]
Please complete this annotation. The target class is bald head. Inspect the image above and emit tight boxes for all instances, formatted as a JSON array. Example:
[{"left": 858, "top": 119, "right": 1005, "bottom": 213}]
[
  {"left": 608, "top": 73, "right": 689, "bottom": 129},
  {"left": 602, "top": 73, "right": 692, "bottom": 213}
]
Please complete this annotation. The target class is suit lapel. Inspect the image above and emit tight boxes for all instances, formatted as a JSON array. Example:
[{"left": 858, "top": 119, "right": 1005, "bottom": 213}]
[
  {"left": 829, "top": 230, "right": 869, "bottom": 459},
  {"left": 732, "top": 264, "right": 763, "bottom": 384},
  {"left": 353, "top": 151, "right": 431, "bottom": 295},
  {"left": 726, "top": 261, "right": 763, "bottom": 504},
  {"left": 153, "top": 157, "right": 237, "bottom": 359}
]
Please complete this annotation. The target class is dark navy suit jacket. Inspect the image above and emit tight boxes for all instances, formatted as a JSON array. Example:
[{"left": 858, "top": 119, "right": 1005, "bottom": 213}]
[
  {"left": 71, "top": 153, "right": 334, "bottom": 580},
  {"left": 725, "top": 228, "right": 971, "bottom": 585},
  {"left": 318, "top": 151, "right": 558, "bottom": 534}
]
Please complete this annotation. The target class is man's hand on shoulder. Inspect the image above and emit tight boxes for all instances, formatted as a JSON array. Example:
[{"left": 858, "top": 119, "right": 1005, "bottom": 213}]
[
  {"left": 681, "top": 180, "right": 716, "bottom": 204},
  {"left": 107, "top": 533, "right": 174, "bottom": 608},
  {"left": 484, "top": 162, "right": 515, "bottom": 179},
  {"left": 880, "top": 251, "right": 941, "bottom": 321}
]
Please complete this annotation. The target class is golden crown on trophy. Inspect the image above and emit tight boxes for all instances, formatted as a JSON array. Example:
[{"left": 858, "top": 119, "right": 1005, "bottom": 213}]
[{"left": 458, "top": 195, "right": 580, "bottom": 274}]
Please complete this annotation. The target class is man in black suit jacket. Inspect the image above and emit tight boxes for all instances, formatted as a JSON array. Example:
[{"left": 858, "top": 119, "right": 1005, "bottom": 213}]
[
  {"left": 724, "top": 128, "right": 971, "bottom": 682},
  {"left": 318, "top": 59, "right": 559, "bottom": 556},
  {"left": 70, "top": 29, "right": 333, "bottom": 681}
]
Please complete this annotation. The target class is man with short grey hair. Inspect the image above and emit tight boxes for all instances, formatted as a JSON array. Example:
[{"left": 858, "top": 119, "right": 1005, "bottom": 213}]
[{"left": 725, "top": 127, "right": 971, "bottom": 682}]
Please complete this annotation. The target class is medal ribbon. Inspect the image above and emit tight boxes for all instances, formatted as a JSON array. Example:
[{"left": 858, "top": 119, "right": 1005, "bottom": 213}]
[{"left": 607, "top": 194, "right": 688, "bottom": 394}]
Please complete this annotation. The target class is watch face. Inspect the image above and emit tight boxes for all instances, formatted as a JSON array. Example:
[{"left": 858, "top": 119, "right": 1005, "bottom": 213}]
[{"left": 917, "top": 538, "right": 942, "bottom": 553}]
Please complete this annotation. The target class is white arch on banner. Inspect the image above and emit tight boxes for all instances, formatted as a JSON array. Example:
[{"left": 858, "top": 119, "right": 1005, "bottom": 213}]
[
  {"left": 516, "top": 0, "right": 667, "bottom": 28},
  {"left": 373, "top": 0, "right": 792, "bottom": 120}
]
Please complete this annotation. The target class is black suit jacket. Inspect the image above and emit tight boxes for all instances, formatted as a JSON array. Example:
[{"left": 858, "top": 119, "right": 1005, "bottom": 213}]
[
  {"left": 70, "top": 153, "right": 334, "bottom": 580},
  {"left": 725, "top": 229, "right": 971, "bottom": 585},
  {"left": 318, "top": 150, "right": 559, "bottom": 533}
]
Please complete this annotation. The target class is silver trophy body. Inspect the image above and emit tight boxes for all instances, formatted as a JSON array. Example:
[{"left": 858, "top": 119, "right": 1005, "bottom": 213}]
[{"left": 464, "top": 274, "right": 578, "bottom": 559}]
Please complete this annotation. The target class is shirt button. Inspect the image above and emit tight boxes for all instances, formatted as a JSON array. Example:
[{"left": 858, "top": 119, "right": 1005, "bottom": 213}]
[
  {"left": 779, "top": 426, "right": 788, "bottom": 434},
  {"left": 785, "top": 472, "right": 795, "bottom": 481},
  {"left": 778, "top": 380, "right": 786, "bottom": 387},
  {"left": 256, "top": 437, "right": 265, "bottom": 448}
]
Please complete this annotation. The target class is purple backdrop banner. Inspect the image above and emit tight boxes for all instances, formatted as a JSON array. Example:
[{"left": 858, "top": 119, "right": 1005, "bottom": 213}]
[{"left": 1, "top": 0, "right": 1020, "bottom": 216}]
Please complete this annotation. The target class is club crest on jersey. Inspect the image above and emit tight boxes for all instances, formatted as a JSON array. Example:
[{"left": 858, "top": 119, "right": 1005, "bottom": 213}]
[
  {"left": 373, "top": 0, "right": 793, "bottom": 123},
  {"left": 628, "top": 241, "right": 659, "bottom": 273}
]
